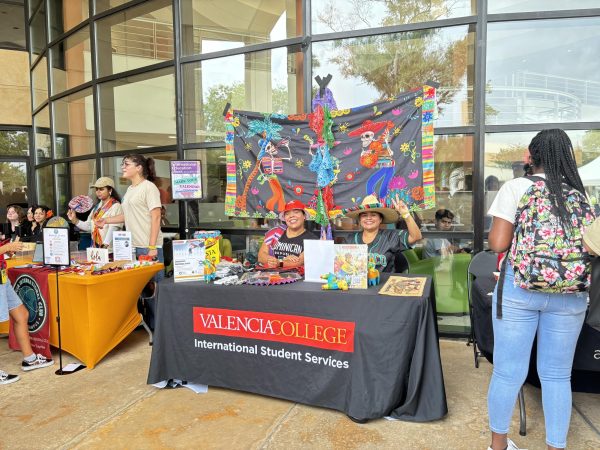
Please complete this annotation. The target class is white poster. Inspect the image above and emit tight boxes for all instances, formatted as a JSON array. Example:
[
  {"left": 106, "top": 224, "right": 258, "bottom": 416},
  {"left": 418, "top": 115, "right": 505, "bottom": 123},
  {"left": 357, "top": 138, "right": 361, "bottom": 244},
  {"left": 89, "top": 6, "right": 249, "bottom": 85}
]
[
  {"left": 173, "top": 239, "right": 206, "bottom": 282},
  {"left": 303, "top": 240, "right": 335, "bottom": 283},
  {"left": 112, "top": 231, "right": 133, "bottom": 261},
  {"left": 42, "top": 228, "right": 70, "bottom": 266}
]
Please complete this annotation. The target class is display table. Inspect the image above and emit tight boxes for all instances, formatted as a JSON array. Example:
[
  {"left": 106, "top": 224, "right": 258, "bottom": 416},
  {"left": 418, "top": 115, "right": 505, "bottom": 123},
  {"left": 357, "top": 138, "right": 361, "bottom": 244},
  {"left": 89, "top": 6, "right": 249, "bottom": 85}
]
[
  {"left": 148, "top": 274, "right": 447, "bottom": 422},
  {"left": 471, "top": 276, "right": 600, "bottom": 393},
  {"left": 6, "top": 264, "right": 163, "bottom": 368}
]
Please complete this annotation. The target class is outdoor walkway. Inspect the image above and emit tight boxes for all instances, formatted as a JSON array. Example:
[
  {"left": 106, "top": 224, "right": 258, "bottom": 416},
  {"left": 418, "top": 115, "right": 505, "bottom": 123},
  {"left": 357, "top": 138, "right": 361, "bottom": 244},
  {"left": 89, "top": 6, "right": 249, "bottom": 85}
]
[{"left": 0, "top": 332, "right": 598, "bottom": 449}]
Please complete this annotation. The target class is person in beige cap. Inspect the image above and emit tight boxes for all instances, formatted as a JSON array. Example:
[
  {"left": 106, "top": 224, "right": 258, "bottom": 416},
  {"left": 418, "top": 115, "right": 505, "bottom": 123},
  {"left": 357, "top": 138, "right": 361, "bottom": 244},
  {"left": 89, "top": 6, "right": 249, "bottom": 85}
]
[
  {"left": 67, "top": 177, "right": 123, "bottom": 248},
  {"left": 343, "top": 194, "right": 422, "bottom": 272}
]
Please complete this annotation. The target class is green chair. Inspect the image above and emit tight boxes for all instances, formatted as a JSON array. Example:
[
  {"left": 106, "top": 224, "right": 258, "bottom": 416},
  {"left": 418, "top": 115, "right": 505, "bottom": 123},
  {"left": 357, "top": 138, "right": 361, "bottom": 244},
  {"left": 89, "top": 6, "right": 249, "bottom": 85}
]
[{"left": 406, "top": 253, "right": 472, "bottom": 314}]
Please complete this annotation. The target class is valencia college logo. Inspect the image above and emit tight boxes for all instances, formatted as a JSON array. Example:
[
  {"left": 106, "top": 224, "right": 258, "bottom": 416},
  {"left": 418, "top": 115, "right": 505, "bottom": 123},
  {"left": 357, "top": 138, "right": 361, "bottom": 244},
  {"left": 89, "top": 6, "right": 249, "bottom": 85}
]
[
  {"left": 193, "top": 307, "right": 355, "bottom": 352},
  {"left": 14, "top": 275, "right": 47, "bottom": 333}
]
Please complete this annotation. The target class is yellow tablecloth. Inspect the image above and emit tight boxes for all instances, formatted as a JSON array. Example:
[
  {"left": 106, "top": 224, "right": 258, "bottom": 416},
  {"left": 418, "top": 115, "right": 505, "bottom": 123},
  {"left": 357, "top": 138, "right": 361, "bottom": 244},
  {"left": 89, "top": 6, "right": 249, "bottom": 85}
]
[{"left": 3, "top": 263, "right": 163, "bottom": 368}]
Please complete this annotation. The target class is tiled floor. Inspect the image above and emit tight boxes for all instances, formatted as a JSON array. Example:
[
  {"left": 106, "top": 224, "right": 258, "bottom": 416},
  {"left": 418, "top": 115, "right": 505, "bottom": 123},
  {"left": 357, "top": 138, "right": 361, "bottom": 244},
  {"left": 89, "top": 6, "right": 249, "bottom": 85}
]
[{"left": 0, "top": 331, "right": 598, "bottom": 449}]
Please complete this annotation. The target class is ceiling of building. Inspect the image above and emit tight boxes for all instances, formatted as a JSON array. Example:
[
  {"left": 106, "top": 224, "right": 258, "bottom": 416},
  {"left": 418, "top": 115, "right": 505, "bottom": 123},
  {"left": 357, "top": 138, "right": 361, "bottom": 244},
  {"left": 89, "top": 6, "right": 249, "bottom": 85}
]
[{"left": 0, "top": 1, "right": 26, "bottom": 50}]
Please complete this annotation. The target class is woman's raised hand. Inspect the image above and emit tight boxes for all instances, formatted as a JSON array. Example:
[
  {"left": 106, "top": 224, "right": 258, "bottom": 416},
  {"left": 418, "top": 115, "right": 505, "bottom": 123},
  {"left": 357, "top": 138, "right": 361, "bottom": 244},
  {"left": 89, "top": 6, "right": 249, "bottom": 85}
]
[
  {"left": 391, "top": 194, "right": 409, "bottom": 216},
  {"left": 66, "top": 209, "right": 77, "bottom": 222}
]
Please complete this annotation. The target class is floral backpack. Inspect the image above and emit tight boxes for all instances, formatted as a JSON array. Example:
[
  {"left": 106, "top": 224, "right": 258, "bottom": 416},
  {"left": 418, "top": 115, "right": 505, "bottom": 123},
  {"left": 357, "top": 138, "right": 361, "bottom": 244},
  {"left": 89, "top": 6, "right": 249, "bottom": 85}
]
[{"left": 497, "top": 176, "right": 597, "bottom": 318}]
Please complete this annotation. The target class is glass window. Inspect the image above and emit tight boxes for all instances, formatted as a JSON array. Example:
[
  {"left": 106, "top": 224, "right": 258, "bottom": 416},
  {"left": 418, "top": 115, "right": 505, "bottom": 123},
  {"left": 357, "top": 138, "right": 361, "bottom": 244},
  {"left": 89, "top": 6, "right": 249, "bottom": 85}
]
[
  {"left": 29, "top": 0, "right": 43, "bottom": 19},
  {"left": 50, "top": 28, "right": 92, "bottom": 94},
  {"left": 180, "top": 0, "right": 300, "bottom": 56},
  {"left": 98, "top": 67, "right": 176, "bottom": 151},
  {"left": 53, "top": 88, "right": 95, "bottom": 158},
  {"left": 486, "top": 18, "right": 600, "bottom": 125},
  {"left": 32, "top": 58, "right": 48, "bottom": 110},
  {"left": 34, "top": 106, "right": 51, "bottom": 163},
  {"left": 48, "top": 0, "right": 90, "bottom": 41},
  {"left": 0, "top": 130, "right": 29, "bottom": 156},
  {"left": 56, "top": 162, "right": 69, "bottom": 212},
  {"left": 312, "top": 25, "right": 475, "bottom": 127},
  {"left": 489, "top": 1, "right": 600, "bottom": 13},
  {"left": 312, "top": 0, "right": 474, "bottom": 34},
  {"left": 94, "top": 0, "right": 131, "bottom": 14},
  {"left": 419, "top": 134, "right": 474, "bottom": 232},
  {"left": 30, "top": 2, "right": 47, "bottom": 61},
  {"left": 484, "top": 130, "right": 600, "bottom": 205},
  {"left": 184, "top": 148, "right": 230, "bottom": 228},
  {"left": 70, "top": 159, "right": 97, "bottom": 202},
  {"left": 36, "top": 165, "right": 55, "bottom": 209},
  {"left": 182, "top": 47, "right": 302, "bottom": 144},
  {"left": 0, "top": 162, "right": 28, "bottom": 210},
  {"left": 96, "top": 0, "right": 174, "bottom": 78}
]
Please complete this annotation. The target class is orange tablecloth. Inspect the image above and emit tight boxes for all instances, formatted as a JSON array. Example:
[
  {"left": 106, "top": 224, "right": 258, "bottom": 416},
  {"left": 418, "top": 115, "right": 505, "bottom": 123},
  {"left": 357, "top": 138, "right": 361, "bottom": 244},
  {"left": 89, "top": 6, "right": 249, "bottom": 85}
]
[{"left": 4, "top": 264, "right": 163, "bottom": 368}]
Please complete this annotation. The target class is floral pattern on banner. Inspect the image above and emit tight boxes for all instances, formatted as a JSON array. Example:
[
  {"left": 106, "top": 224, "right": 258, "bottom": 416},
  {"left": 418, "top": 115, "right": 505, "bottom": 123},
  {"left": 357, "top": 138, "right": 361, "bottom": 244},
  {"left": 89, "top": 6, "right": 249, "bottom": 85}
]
[{"left": 225, "top": 86, "right": 436, "bottom": 219}]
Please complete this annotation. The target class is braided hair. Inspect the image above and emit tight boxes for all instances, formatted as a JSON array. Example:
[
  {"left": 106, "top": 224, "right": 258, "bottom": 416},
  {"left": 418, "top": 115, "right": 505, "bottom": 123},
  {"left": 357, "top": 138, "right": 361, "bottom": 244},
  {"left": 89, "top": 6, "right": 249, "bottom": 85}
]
[{"left": 528, "top": 129, "right": 585, "bottom": 228}]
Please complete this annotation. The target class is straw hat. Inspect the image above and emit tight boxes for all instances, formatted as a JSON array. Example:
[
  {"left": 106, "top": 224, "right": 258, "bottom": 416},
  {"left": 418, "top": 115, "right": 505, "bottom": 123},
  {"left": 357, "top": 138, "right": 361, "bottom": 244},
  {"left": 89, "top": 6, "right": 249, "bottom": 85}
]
[{"left": 343, "top": 194, "right": 399, "bottom": 224}]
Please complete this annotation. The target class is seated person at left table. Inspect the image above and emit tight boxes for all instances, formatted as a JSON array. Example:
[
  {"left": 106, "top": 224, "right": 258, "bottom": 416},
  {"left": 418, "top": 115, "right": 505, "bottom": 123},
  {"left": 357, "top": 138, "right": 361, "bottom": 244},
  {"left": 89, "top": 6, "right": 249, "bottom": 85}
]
[
  {"left": 258, "top": 200, "right": 317, "bottom": 269},
  {"left": 423, "top": 208, "right": 467, "bottom": 258},
  {"left": 343, "top": 194, "right": 422, "bottom": 272}
]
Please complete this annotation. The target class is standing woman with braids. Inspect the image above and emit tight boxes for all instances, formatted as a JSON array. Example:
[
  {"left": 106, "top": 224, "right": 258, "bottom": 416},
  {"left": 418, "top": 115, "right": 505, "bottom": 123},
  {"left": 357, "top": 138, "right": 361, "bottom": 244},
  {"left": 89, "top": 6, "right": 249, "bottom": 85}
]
[
  {"left": 95, "top": 155, "right": 163, "bottom": 327},
  {"left": 486, "top": 129, "right": 595, "bottom": 450}
]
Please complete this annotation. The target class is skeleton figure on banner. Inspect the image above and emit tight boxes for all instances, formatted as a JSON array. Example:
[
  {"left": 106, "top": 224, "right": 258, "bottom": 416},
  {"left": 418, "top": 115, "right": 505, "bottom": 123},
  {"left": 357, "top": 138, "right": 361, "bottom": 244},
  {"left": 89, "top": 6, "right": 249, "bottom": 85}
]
[
  {"left": 350, "top": 119, "right": 396, "bottom": 199},
  {"left": 236, "top": 116, "right": 291, "bottom": 213}
]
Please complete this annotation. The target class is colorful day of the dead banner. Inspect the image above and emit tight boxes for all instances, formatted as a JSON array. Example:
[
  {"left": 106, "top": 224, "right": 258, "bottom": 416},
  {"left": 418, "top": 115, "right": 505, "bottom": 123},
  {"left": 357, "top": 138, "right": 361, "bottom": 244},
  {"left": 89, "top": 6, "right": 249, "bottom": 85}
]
[{"left": 224, "top": 86, "right": 435, "bottom": 219}]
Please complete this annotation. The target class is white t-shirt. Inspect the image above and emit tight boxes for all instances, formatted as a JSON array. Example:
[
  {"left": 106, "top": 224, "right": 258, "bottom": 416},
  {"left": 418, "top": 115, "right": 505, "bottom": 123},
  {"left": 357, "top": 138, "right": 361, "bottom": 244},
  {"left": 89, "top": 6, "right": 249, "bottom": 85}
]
[
  {"left": 122, "top": 180, "right": 163, "bottom": 248},
  {"left": 487, "top": 174, "right": 546, "bottom": 224}
]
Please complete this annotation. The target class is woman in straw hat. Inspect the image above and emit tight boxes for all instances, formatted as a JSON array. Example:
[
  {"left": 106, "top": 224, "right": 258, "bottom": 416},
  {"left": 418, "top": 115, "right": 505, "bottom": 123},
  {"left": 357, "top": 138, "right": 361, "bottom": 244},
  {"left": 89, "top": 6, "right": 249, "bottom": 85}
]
[
  {"left": 67, "top": 177, "right": 123, "bottom": 249},
  {"left": 343, "top": 194, "right": 422, "bottom": 272}
]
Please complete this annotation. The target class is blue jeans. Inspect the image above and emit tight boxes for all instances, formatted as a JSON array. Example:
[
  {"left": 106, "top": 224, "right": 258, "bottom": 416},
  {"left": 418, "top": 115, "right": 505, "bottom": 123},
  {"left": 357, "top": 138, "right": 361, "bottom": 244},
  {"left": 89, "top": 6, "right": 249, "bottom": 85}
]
[{"left": 488, "top": 266, "right": 587, "bottom": 448}]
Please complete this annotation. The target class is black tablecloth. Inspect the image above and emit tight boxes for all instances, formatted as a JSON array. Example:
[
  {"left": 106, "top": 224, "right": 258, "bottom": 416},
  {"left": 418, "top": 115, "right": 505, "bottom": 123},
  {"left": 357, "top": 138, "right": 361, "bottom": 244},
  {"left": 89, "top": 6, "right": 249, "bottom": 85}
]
[
  {"left": 471, "top": 276, "right": 600, "bottom": 393},
  {"left": 148, "top": 274, "right": 448, "bottom": 421}
]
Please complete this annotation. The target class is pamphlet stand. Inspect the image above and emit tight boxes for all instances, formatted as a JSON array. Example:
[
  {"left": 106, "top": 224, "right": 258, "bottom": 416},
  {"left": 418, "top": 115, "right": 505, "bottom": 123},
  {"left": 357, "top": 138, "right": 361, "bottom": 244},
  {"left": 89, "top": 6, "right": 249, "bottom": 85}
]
[
  {"left": 41, "top": 226, "right": 86, "bottom": 375},
  {"left": 53, "top": 267, "right": 85, "bottom": 375}
]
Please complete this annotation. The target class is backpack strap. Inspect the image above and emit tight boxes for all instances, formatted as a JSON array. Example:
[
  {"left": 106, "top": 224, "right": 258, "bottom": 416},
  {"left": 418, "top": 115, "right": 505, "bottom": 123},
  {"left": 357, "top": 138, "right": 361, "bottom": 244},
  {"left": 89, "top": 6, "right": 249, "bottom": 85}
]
[{"left": 496, "top": 255, "right": 508, "bottom": 319}]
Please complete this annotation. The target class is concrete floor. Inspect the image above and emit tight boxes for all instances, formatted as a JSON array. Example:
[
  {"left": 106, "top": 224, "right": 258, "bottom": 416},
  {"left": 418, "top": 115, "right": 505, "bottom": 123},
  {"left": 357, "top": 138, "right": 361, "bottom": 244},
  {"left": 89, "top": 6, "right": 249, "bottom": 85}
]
[{"left": 0, "top": 331, "right": 598, "bottom": 450}]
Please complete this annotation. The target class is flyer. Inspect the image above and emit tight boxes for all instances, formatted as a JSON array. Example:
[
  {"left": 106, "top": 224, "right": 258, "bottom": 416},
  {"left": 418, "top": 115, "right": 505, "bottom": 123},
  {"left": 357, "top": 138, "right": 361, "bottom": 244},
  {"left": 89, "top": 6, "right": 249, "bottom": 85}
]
[
  {"left": 42, "top": 228, "right": 70, "bottom": 266},
  {"left": 334, "top": 244, "right": 368, "bottom": 289},
  {"left": 112, "top": 231, "right": 133, "bottom": 261},
  {"left": 170, "top": 160, "right": 203, "bottom": 200},
  {"left": 173, "top": 239, "right": 206, "bottom": 282}
]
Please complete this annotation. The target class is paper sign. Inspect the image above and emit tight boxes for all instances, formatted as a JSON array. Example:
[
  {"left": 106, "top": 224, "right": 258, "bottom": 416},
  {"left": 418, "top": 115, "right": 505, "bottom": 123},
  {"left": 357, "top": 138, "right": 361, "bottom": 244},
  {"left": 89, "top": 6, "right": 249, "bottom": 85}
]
[
  {"left": 42, "top": 228, "right": 70, "bottom": 266},
  {"left": 173, "top": 239, "right": 205, "bottom": 282},
  {"left": 86, "top": 247, "right": 109, "bottom": 264},
  {"left": 171, "top": 160, "right": 203, "bottom": 200},
  {"left": 303, "top": 240, "right": 335, "bottom": 283},
  {"left": 112, "top": 231, "right": 133, "bottom": 261}
]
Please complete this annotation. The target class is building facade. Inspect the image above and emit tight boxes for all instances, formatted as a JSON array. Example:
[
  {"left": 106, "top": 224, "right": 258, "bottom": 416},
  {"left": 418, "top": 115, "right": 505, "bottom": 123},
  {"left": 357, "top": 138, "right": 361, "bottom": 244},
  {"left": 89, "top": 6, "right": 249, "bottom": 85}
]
[{"left": 1, "top": 1, "right": 600, "bottom": 327}]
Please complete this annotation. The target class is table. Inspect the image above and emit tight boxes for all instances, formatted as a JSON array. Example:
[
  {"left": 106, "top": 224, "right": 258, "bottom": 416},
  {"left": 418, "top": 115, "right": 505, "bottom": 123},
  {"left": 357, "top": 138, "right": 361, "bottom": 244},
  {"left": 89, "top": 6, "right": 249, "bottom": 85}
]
[
  {"left": 471, "top": 276, "right": 600, "bottom": 393},
  {"left": 148, "top": 274, "right": 447, "bottom": 422},
  {"left": 5, "top": 264, "right": 163, "bottom": 368}
]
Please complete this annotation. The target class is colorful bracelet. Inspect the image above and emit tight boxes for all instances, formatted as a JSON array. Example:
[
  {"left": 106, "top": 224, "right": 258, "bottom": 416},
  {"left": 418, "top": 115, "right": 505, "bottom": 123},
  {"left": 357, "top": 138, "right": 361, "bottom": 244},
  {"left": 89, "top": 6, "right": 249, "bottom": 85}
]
[{"left": 147, "top": 245, "right": 157, "bottom": 250}]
